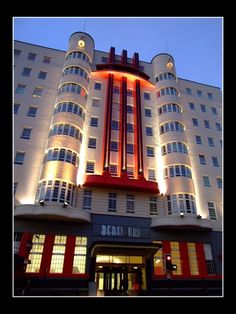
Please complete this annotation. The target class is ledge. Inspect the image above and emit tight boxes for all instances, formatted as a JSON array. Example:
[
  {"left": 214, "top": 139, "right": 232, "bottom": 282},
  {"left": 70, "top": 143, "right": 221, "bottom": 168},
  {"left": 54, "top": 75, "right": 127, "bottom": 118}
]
[
  {"left": 96, "top": 63, "right": 150, "bottom": 80},
  {"left": 151, "top": 216, "right": 212, "bottom": 231},
  {"left": 14, "top": 204, "right": 91, "bottom": 223},
  {"left": 83, "top": 171, "right": 159, "bottom": 193}
]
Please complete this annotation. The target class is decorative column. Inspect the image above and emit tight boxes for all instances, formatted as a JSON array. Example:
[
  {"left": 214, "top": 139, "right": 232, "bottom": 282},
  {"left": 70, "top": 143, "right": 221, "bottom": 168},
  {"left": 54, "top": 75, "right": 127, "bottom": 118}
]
[
  {"left": 135, "top": 79, "right": 144, "bottom": 176},
  {"left": 103, "top": 73, "right": 114, "bottom": 171},
  {"left": 119, "top": 76, "right": 127, "bottom": 175}
]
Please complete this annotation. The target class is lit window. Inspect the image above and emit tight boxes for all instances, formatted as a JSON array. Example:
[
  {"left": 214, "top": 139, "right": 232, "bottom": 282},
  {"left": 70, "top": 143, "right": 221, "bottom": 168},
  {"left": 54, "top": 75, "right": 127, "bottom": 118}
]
[
  {"left": 27, "top": 106, "right": 37, "bottom": 117},
  {"left": 153, "top": 243, "right": 164, "bottom": 275},
  {"left": 38, "top": 71, "right": 47, "bottom": 80},
  {"left": 88, "top": 138, "right": 96, "bottom": 149},
  {"left": 22, "top": 67, "right": 32, "bottom": 76},
  {"left": 26, "top": 234, "right": 45, "bottom": 273},
  {"left": 72, "top": 237, "right": 87, "bottom": 274},
  {"left": 15, "top": 84, "right": 26, "bottom": 94},
  {"left": 49, "top": 236, "right": 66, "bottom": 273},
  {"left": 187, "top": 243, "right": 199, "bottom": 275},
  {"left": 27, "top": 52, "right": 37, "bottom": 61},
  {"left": 14, "top": 152, "right": 25, "bottom": 165},
  {"left": 170, "top": 242, "right": 182, "bottom": 275},
  {"left": 32, "top": 87, "right": 43, "bottom": 97}
]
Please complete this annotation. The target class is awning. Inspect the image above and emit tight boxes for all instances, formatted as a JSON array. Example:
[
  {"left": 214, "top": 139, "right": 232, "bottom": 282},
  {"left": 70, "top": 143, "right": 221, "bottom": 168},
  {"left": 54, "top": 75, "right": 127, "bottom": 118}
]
[{"left": 90, "top": 241, "right": 162, "bottom": 259}]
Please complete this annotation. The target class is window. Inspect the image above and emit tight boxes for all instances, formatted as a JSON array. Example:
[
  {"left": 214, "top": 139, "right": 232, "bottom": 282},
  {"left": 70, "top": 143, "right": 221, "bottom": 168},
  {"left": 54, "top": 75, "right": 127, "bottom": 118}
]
[
  {"left": 49, "top": 236, "right": 66, "bottom": 273},
  {"left": 197, "top": 90, "right": 202, "bottom": 97},
  {"left": 36, "top": 180, "right": 75, "bottom": 205},
  {"left": 14, "top": 232, "right": 22, "bottom": 254},
  {"left": 49, "top": 123, "right": 82, "bottom": 143},
  {"left": 15, "top": 84, "right": 26, "bottom": 94},
  {"left": 27, "top": 106, "right": 37, "bottom": 117},
  {"left": 82, "top": 190, "right": 92, "bottom": 209},
  {"left": 127, "top": 105, "right": 133, "bottom": 114},
  {"left": 208, "top": 137, "right": 215, "bottom": 147},
  {"left": 58, "top": 83, "right": 87, "bottom": 99},
  {"left": 72, "top": 237, "right": 87, "bottom": 274},
  {"left": 158, "top": 103, "right": 182, "bottom": 115},
  {"left": 215, "top": 122, "right": 222, "bottom": 131},
  {"left": 204, "top": 243, "right": 216, "bottom": 275},
  {"left": 32, "top": 87, "right": 43, "bottom": 97},
  {"left": 203, "top": 176, "right": 211, "bottom": 187},
  {"left": 43, "top": 56, "right": 51, "bottom": 64},
  {"left": 127, "top": 89, "right": 133, "bottom": 97},
  {"left": 94, "top": 82, "right": 101, "bottom": 90},
  {"left": 153, "top": 243, "right": 164, "bottom": 275},
  {"left": 127, "top": 143, "right": 134, "bottom": 154},
  {"left": 148, "top": 169, "right": 156, "bottom": 181},
  {"left": 208, "top": 202, "right": 216, "bottom": 220},
  {"left": 164, "top": 165, "right": 192, "bottom": 179},
  {"left": 111, "top": 120, "right": 119, "bottom": 130},
  {"left": 144, "top": 108, "right": 152, "bottom": 117},
  {"left": 144, "top": 92, "right": 150, "bottom": 100},
  {"left": 199, "top": 154, "right": 206, "bottom": 165},
  {"left": 167, "top": 194, "right": 196, "bottom": 215},
  {"left": 14, "top": 152, "right": 25, "bottom": 165},
  {"left": 44, "top": 148, "right": 79, "bottom": 166},
  {"left": 27, "top": 52, "right": 37, "bottom": 61},
  {"left": 216, "top": 178, "right": 222, "bottom": 189},
  {"left": 14, "top": 49, "right": 21, "bottom": 57},
  {"left": 54, "top": 102, "right": 85, "bottom": 120},
  {"left": 110, "top": 141, "right": 118, "bottom": 152},
  {"left": 66, "top": 51, "right": 91, "bottom": 66},
  {"left": 127, "top": 123, "right": 134, "bottom": 133},
  {"left": 86, "top": 161, "right": 95, "bottom": 173},
  {"left": 160, "top": 121, "right": 184, "bottom": 134},
  {"left": 149, "top": 197, "right": 158, "bottom": 215},
  {"left": 22, "top": 67, "right": 32, "bottom": 76},
  {"left": 204, "top": 120, "right": 210, "bottom": 129},
  {"left": 162, "top": 142, "right": 188, "bottom": 155},
  {"left": 127, "top": 166, "right": 134, "bottom": 178},
  {"left": 212, "top": 156, "right": 219, "bottom": 167},
  {"left": 147, "top": 146, "right": 154, "bottom": 157},
  {"left": 88, "top": 138, "right": 96, "bottom": 149},
  {"left": 126, "top": 195, "right": 135, "bottom": 213},
  {"left": 38, "top": 71, "right": 47, "bottom": 80},
  {"left": 14, "top": 103, "right": 20, "bottom": 114},
  {"left": 102, "top": 56, "right": 108, "bottom": 63},
  {"left": 113, "top": 86, "right": 120, "bottom": 94},
  {"left": 189, "top": 102, "right": 195, "bottom": 110},
  {"left": 14, "top": 182, "right": 18, "bottom": 195},
  {"left": 92, "top": 98, "right": 100, "bottom": 107},
  {"left": 21, "top": 128, "right": 32, "bottom": 139},
  {"left": 109, "top": 164, "right": 118, "bottom": 176},
  {"left": 156, "top": 87, "right": 178, "bottom": 98},
  {"left": 195, "top": 135, "right": 202, "bottom": 144},
  {"left": 220, "top": 139, "right": 223, "bottom": 147},
  {"left": 170, "top": 242, "right": 182, "bottom": 275},
  {"left": 62, "top": 66, "right": 89, "bottom": 81},
  {"left": 26, "top": 235, "right": 45, "bottom": 273},
  {"left": 108, "top": 193, "right": 117, "bottom": 212},
  {"left": 186, "top": 88, "right": 192, "bottom": 95},
  {"left": 192, "top": 118, "right": 199, "bottom": 127},
  {"left": 207, "top": 92, "right": 213, "bottom": 100},
  {"left": 187, "top": 243, "right": 199, "bottom": 275},
  {"left": 211, "top": 107, "right": 218, "bottom": 115},
  {"left": 146, "top": 127, "right": 153, "bottom": 136},
  {"left": 90, "top": 117, "right": 98, "bottom": 127},
  {"left": 200, "top": 104, "right": 206, "bottom": 112}
]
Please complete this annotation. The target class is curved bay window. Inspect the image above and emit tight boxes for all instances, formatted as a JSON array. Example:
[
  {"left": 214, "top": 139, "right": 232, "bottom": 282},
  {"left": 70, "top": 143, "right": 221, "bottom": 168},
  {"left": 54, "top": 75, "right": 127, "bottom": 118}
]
[{"left": 166, "top": 194, "right": 197, "bottom": 215}]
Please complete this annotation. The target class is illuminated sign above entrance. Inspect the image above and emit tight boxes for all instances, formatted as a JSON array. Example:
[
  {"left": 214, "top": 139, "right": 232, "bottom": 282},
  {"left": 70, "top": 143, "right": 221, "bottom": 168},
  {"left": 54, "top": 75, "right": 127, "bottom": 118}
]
[{"left": 92, "top": 224, "right": 150, "bottom": 239}]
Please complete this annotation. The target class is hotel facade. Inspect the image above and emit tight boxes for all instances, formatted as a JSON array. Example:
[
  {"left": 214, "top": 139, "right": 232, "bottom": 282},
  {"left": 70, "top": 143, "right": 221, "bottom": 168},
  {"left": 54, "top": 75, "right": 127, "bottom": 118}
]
[{"left": 14, "top": 32, "right": 223, "bottom": 296}]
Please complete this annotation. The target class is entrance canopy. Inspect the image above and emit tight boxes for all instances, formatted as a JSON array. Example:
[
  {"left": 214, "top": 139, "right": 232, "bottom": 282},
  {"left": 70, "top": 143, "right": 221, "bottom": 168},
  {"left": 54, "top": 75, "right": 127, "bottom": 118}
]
[{"left": 90, "top": 242, "right": 162, "bottom": 259}]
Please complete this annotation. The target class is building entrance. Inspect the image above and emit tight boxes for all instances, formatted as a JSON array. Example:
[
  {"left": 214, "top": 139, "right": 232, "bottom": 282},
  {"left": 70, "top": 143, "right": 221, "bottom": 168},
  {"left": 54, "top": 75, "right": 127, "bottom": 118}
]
[{"left": 96, "top": 265, "right": 143, "bottom": 296}]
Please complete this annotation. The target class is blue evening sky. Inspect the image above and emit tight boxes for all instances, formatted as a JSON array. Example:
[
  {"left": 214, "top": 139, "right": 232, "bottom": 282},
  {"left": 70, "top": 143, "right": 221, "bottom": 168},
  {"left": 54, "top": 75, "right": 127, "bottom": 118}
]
[{"left": 14, "top": 17, "right": 223, "bottom": 89}]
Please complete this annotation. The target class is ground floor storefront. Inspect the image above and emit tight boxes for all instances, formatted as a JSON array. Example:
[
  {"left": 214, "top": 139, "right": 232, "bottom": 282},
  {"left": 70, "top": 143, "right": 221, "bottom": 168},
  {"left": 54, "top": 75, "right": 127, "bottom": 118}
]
[{"left": 14, "top": 214, "right": 222, "bottom": 296}]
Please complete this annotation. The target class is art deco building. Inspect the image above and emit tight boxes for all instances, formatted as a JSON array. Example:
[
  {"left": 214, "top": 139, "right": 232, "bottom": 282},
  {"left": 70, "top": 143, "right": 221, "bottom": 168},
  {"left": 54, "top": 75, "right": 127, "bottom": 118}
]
[{"left": 14, "top": 31, "right": 223, "bottom": 296}]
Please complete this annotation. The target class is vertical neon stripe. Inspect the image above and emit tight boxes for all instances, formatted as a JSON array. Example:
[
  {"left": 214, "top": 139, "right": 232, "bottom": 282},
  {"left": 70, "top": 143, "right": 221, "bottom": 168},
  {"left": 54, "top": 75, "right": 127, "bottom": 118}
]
[
  {"left": 195, "top": 242, "right": 208, "bottom": 277},
  {"left": 179, "top": 242, "right": 191, "bottom": 277},
  {"left": 63, "top": 236, "right": 76, "bottom": 275}
]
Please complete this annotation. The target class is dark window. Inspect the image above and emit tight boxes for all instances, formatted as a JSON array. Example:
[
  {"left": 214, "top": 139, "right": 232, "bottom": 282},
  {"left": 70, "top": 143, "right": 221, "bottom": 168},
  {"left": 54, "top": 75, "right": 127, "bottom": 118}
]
[
  {"left": 27, "top": 52, "right": 37, "bottom": 61},
  {"left": 14, "top": 49, "right": 21, "bottom": 57},
  {"left": 90, "top": 117, "right": 98, "bottom": 127},
  {"left": 14, "top": 103, "right": 20, "bottom": 114},
  {"left": 21, "top": 128, "right": 32, "bottom": 139},
  {"left": 38, "top": 71, "right": 47, "bottom": 80},
  {"left": 14, "top": 152, "right": 25, "bottom": 165},
  {"left": 22, "top": 67, "right": 32, "bottom": 76},
  {"left": 43, "top": 56, "right": 51, "bottom": 64},
  {"left": 27, "top": 107, "right": 37, "bottom": 117},
  {"left": 144, "top": 92, "right": 150, "bottom": 100},
  {"left": 94, "top": 82, "right": 101, "bottom": 90},
  {"left": 15, "top": 84, "right": 26, "bottom": 94}
]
